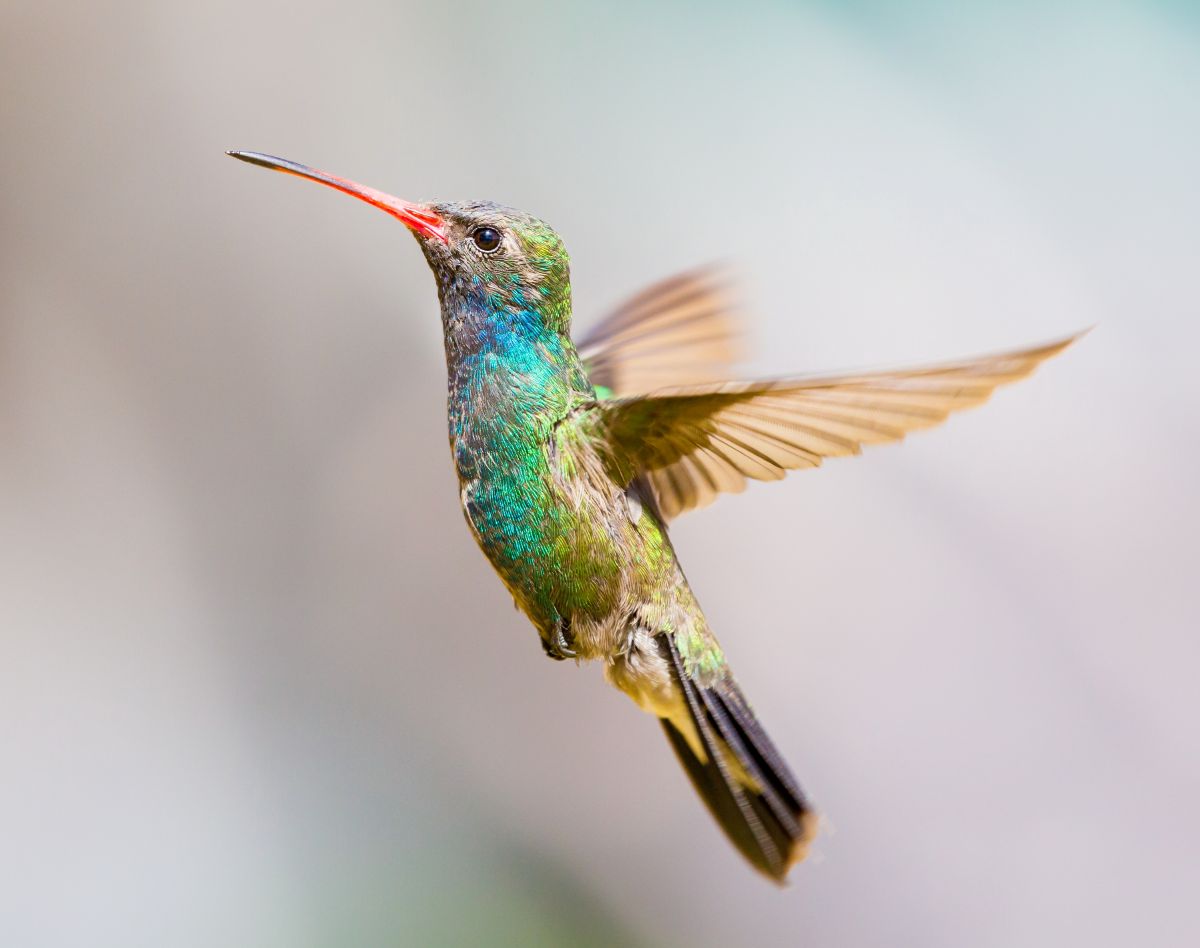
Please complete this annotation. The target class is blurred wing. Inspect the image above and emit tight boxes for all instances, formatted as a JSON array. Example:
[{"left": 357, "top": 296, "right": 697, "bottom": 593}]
[
  {"left": 592, "top": 333, "right": 1082, "bottom": 520},
  {"left": 576, "top": 266, "right": 744, "bottom": 397}
]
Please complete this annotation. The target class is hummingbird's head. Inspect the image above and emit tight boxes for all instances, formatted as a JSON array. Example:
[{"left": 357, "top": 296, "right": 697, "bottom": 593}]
[
  {"left": 417, "top": 200, "right": 572, "bottom": 336},
  {"left": 227, "top": 152, "right": 572, "bottom": 339}
]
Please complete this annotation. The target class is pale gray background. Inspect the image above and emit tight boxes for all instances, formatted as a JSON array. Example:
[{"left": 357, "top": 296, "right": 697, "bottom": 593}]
[{"left": 3, "top": 1, "right": 1197, "bottom": 945}]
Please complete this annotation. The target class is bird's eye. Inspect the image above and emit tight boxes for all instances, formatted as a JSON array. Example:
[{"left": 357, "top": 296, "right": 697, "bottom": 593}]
[{"left": 471, "top": 226, "right": 503, "bottom": 253}]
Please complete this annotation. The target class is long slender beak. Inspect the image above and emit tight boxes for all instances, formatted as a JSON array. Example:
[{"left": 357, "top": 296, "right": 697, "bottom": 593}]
[{"left": 227, "top": 151, "right": 448, "bottom": 242}]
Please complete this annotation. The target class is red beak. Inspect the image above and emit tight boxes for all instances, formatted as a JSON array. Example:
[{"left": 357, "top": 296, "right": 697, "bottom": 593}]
[{"left": 227, "top": 151, "right": 448, "bottom": 242}]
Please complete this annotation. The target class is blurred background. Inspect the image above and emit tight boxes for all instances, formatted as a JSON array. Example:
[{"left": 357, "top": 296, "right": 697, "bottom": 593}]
[{"left": 2, "top": 1, "right": 1198, "bottom": 945}]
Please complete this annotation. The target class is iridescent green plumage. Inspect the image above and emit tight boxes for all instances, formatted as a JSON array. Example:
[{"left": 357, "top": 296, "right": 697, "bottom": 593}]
[
  {"left": 229, "top": 150, "right": 1080, "bottom": 883},
  {"left": 421, "top": 203, "right": 732, "bottom": 683}
]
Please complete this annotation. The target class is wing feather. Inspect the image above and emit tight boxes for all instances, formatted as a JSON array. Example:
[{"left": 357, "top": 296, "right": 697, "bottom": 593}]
[
  {"left": 577, "top": 266, "right": 743, "bottom": 396},
  {"left": 590, "top": 333, "right": 1083, "bottom": 518}
]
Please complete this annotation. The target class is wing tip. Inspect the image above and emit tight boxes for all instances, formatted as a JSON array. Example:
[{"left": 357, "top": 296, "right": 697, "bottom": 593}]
[{"left": 1028, "top": 327, "right": 1091, "bottom": 361}]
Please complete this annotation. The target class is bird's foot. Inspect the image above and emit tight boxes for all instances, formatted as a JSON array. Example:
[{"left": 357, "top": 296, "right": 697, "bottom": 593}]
[{"left": 541, "top": 616, "right": 576, "bottom": 661}]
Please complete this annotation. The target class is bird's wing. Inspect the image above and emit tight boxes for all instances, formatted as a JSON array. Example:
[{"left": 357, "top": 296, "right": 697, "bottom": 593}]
[
  {"left": 587, "top": 333, "right": 1082, "bottom": 520},
  {"left": 576, "top": 266, "right": 744, "bottom": 398}
]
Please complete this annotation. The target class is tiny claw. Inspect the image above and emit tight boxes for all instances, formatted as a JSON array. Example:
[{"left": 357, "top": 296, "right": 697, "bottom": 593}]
[
  {"left": 541, "top": 617, "right": 575, "bottom": 661},
  {"left": 541, "top": 637, "right": 567, "bottom": 661}
]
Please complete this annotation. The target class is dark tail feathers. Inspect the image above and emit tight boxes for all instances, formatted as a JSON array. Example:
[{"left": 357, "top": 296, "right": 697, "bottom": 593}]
[{"left": 661, "top": 634, "right": 817, "bottom": 883}]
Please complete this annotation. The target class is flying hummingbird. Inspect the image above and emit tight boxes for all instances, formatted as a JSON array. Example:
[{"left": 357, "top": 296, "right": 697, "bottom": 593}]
[{"left": 229, "top": 150, "right": 1079, "bottom": 883}]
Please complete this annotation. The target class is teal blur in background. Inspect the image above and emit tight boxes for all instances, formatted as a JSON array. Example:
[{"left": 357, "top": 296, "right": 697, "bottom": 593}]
[{"left": 2, "top": 1, "right": 1197, "bottom": 945}]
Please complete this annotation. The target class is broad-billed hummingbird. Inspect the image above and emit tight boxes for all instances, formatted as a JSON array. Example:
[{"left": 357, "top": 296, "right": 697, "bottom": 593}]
[{"left": 229, "top": 150, "right": 1078, "bottom": 883}]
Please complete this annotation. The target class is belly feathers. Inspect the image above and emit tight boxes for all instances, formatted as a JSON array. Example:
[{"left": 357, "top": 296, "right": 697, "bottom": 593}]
[{"left": 459, "top": 448, "right": 625, "bottom": 625}]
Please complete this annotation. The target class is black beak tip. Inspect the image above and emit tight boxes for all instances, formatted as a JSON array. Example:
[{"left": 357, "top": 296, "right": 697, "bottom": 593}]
[{"left": 227, "top": 150, "right": 270, "bottom": 167}]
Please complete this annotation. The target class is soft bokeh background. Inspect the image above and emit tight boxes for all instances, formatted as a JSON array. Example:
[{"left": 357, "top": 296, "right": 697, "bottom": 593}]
[{"left": 3, "top": 1, "right": 1198, "bottom": 945}]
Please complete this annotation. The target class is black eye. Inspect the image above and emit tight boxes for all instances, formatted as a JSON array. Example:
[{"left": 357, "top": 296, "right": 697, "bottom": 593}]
[{"left": 472, "top": 226, "right": 502, "bottom": 252}]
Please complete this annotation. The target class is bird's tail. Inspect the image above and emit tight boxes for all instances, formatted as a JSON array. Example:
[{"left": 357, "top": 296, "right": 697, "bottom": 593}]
[{"left": 660, "top": 634, "right": 817, "bottom": 883}]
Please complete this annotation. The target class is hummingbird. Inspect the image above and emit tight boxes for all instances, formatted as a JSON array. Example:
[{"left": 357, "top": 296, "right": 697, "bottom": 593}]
[{"left": 229, "top": 150, "right": 1079, "bottom": 883}]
